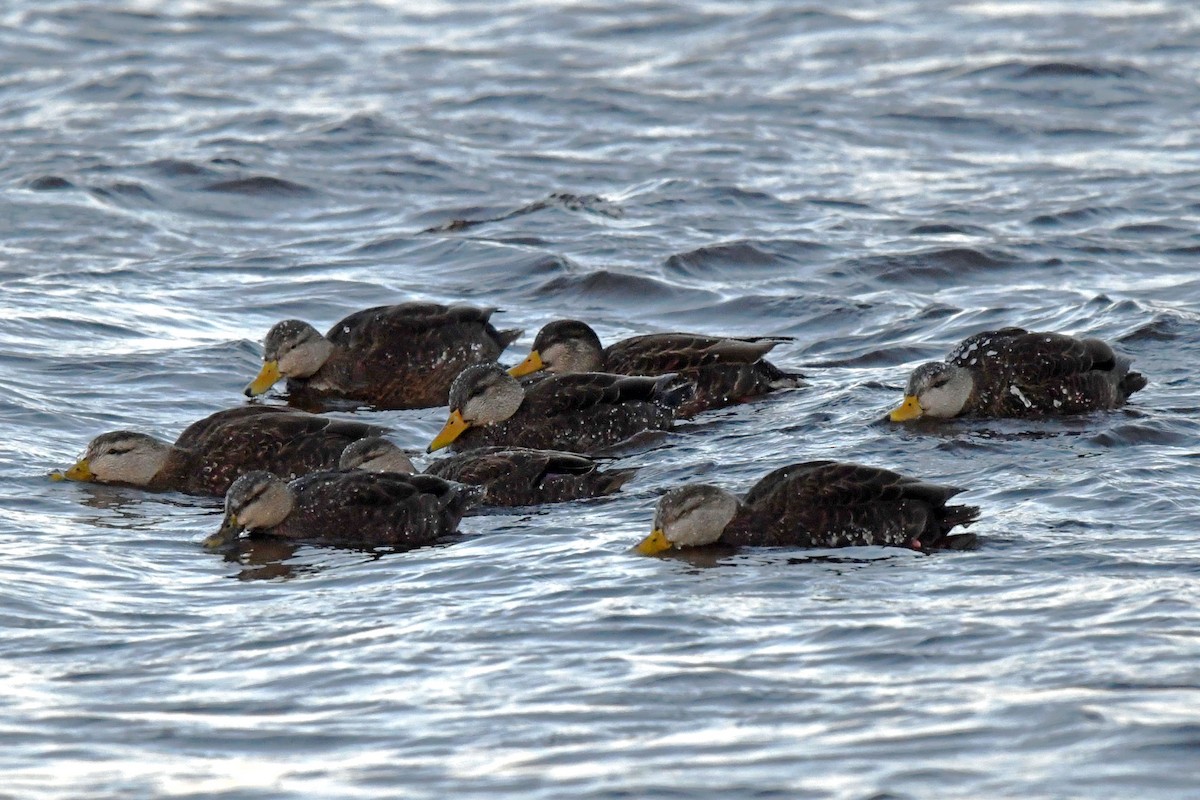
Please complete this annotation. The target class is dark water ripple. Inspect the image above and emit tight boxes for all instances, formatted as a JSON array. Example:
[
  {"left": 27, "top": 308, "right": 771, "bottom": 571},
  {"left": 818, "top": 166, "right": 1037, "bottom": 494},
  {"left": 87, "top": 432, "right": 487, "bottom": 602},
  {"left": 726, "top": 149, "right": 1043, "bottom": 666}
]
[{"left": 2, "top": 1, "right": 1200, "bottom": 798}]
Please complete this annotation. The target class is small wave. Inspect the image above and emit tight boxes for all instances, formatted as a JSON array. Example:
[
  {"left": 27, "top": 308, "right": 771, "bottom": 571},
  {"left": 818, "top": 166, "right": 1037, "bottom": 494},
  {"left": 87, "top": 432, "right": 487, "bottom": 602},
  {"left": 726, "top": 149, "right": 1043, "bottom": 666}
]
[
  {"left": 24, "top": 176, "right": 74, "bottom": 191},
  {"left": 536, "top": 269, "right": 714, "bottom": 307},
  {"left": 908, "top": 223, "right": 988, "bottom": 236},
  {"left": 1114, "top": 223, "right": 1186, "bottom": 236},
  {"left": 421, "top": 193, "right": 622, "bottom": 234},
  {"left": 89, "top": 182, "right": 155, "bottom": 203},
  {"left": 1086, "top": 421, "right": 1192, "bottom": 449},
  {"left": 664, "top": 239, "right": 826, "bottom": 280},
  {"left": 146, "top": 159, "right": 218, "bottom": 178},
  {"left": 1014, "top": 62, "right": 1146, "bottom": 80},
  {"left": 1030, "top": 206, "right": 1126, "bottom": 226},
  {"left": 839, "top": 247, "right": 1019, "bottom": 286},
  {"left": 962, "top": 61, "right": 1147, "bottom": 81},
  {"left": 202, "top": 176, "right": 315, "bottom": 196}
]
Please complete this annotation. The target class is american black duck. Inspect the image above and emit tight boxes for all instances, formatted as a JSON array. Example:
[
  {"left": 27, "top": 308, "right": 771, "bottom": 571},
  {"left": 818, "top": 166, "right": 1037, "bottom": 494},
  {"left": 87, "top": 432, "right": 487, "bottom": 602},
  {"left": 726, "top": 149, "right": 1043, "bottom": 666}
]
[
  {"left": 427, "top": 363, "right": 689, "bottom": 454},
  {"left": 54, "top": 406, "right": 382, "bottom": 496},
  {"left": 340, "top": 436, "right": 636, "bottom": 506},
  {"left": 889, "top": 327, "right": 1147, "bottom": 422},
  {"left": 635, "top": 461, "right": 979, "bottom": 555},
  {"left": 244, "top": 302, "right": 522, "bottom": 409},
  {"left": 507, "top": 319, "right": 803, "bottom": 416},
  {"left": 203, "top": 469, "right": 479, "bottom": 550}
]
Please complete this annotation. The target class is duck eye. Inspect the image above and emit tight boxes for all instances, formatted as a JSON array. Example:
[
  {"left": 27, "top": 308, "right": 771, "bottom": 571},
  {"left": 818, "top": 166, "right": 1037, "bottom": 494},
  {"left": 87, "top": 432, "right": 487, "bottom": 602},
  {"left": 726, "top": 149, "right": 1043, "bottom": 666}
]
[{"left": 107, "top": 447, "right": 133, "bottom": 456}]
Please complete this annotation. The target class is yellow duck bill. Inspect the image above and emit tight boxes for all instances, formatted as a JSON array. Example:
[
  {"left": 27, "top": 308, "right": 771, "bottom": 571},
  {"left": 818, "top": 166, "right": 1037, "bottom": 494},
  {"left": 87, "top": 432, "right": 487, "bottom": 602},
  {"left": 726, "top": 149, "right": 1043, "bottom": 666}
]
[
  {"left": 203, "top": 514, "right": 242, "bottom": 550},
  {"left": 244, "top": 360, "right": 282, "bottom": 397},
  {"left": 427, "top": 409, "right": 470, "bottom": 453},
  {"left": 506, "top": 350, "right": 544, "bottom": 378},
  {"left": 61, "top": 459, "right": 94, "bottom": 482},
  {"left": 888, "top": 395, "right": 923, "bottom": 422},
  {"left": 634, "top": 528, "right": 671, "bottom": 556}
]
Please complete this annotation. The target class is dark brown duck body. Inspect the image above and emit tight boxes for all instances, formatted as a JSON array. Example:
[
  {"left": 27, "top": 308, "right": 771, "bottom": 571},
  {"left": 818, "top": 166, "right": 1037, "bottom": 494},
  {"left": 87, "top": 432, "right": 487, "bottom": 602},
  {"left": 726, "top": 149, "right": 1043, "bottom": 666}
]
[
  {"left": 637, "top": 461, "right": 979, "bottom": 555},
  {"left": 253, "top": 302, "right": 521, "bottom": 409},
  {"left": 508, "top": 320, "right": 803, "bottom": 416},
  {"left": 890, "top": 327, "right": 1147, "bottom": 421},
  {"left": 210, "top": 469, "right": 479, "bottom": 550},
  {"left": 426, "top": 446, "right": 636, "bottom": 506},
  {"left": 724, "top": 461, "right": 979, "bottom": 550},
  {"left": 59, "top": 406, "right": 384, "bottom": 496},
  {"left": 446, "top": 370, "right": 688, "bottom": 454}
]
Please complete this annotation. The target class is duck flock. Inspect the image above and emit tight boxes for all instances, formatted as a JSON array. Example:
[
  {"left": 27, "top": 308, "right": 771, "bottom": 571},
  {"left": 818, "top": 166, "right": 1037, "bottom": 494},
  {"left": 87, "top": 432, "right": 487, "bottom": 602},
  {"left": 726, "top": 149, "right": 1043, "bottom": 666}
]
[{"left": 53, "top": 301, "right": 1146, "bottom": 559}]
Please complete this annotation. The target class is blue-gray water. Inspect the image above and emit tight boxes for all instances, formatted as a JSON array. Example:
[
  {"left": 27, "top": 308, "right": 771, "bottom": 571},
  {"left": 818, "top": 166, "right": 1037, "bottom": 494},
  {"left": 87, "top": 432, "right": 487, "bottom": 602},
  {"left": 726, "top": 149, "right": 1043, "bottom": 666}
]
[{"left": 3, "top": 2, "right": 1199, "bottom": 798}]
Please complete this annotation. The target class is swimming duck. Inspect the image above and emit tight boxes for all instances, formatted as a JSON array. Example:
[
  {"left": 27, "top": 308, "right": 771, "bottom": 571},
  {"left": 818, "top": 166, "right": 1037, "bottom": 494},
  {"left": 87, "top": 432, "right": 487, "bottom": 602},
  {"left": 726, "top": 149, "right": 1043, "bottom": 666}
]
[
  {"left": 244, "top": 302, "right": 522, "bottom": 409},
  {"left": 54, "top": 406, "right": 383, "bottom": 496},
  {"left": 889, "top": 327, "right": 1147, "bottom": 422},
  {"left": 340, "top": 436, "right": 637, "bottom": 506},
  {"left": 635, "top": 461, "right": 979, "bottom": 554},
  {"left": 428, "top": 363, "right": 690, "bottom": 455},
  {"left": 203, "top": 469, "right": 480, "bottom": 550},
  {"left": 507, "top": 319, "right": 803, "bottom": 416}
]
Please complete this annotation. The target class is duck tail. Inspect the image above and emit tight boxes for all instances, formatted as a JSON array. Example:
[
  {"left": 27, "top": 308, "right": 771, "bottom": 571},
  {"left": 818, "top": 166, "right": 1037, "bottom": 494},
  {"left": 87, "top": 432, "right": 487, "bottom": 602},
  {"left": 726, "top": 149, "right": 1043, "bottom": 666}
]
[
  {"left": 758, "top": 359, "right": 806, "bottom": 390},
  {"left": 595, "top": 467, "right": 638, "bottom": 496},
  {"left": 1120, "top": 370, "right": 1147, "bottom": 399},
  {"left": 925, "top": 503, "right": 980, "bottom": 551},
  {"left": 497, "top": 328, "right": 524, "bottom": 348},
  {"left": 654, "top": 372, "right": 696, "bottom": 411},
  {"left": 942, "top": 503, "right": 981, "bottom": 529}
]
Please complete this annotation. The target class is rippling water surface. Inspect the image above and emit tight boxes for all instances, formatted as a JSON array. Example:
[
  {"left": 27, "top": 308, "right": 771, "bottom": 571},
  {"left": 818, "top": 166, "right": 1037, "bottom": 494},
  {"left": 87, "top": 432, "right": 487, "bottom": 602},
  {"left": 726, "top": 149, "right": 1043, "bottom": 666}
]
[{"left": 3, "top": 2, "right": 1200, "bottom": 797}]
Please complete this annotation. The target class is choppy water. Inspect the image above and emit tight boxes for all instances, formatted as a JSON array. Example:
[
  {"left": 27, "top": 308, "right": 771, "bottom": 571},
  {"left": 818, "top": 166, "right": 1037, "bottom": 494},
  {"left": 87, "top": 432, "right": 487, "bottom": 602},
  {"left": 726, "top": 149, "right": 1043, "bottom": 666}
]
[{"left": 3, "top": 1, "right": 1200, "bottom": 797}]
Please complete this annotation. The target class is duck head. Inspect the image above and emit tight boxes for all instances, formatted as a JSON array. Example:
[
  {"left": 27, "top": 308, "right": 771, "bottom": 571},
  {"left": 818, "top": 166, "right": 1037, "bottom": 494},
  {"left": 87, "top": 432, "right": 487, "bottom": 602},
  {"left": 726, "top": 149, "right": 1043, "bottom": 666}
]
[
  {"left": 889, "top": 362, "right": 974, "bottom": 421},
  {"left": 244, "top": 320, "right": 335, "bottom": 397},
  {"left": 428, "top": 364, "right": 524, "bottom": 452},
  {"left": 635, "top": 484, "right": 740, "bottom": 555},
  {"left": 204, "top": 470, "right": 294, "bottom": 549},
  {"left": 56, "top": 431, "right": 172, "bottom": 486},
  {"left": 508, "top": 319, "right": 604, "bottom": 377},
  {"left": 339, "top": 437, "right": 417, "bottom": 474}
]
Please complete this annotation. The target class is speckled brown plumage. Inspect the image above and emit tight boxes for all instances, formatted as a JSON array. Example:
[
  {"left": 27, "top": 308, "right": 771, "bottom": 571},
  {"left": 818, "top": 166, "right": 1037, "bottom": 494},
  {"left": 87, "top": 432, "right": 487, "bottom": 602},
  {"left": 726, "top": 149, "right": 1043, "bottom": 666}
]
[
  {"left": 425, "top": 446, "right": 636, "bottom": 506},
  {"left": 722, "top": 461, "right": 979, "bottom": 550},
  {"left": 283, "top": 303, "right": 521, "bottom": 409},
  {"left": 155, "top": 406, "right": 384, "bottom": 495},
  {"left": 452, "top": 371, "right": 688, "bottom": 454},
  {"left": 945, "top": 327, "right": 1146, "bottom": 417},
  {"left": 519, "top": 320, "right": 803, "bottom": 416},
  {"left": 228, "top": 470, "right": 478, "bottom": 548}
]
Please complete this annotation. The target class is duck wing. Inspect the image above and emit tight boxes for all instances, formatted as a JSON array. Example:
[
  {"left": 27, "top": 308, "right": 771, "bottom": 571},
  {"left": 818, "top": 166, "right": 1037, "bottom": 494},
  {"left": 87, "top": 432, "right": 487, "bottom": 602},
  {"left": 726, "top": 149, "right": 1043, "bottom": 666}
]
[
  {"left": 523, "top": 372, "right": 688, "bottom": 416},
  {"left": 949, "top": 328, "right": 1143, "bottom": 413},
  {"left": 729, "top": 461, "right": 977, "bottom": 550},
  {"left": 176, "top": 407, "right": 385, "bottom": 493},
  {"left": 325, "top": 302, "right": 518, "bottom": 352},
  {"left": 605, "top": 333, "right": 791, "bottom": 373},
  {"left": 286, "top": 471, "right": 478, "bottom": 547},
  {"left": 426, "top": 446, "right": 634, "bottom": 505}
]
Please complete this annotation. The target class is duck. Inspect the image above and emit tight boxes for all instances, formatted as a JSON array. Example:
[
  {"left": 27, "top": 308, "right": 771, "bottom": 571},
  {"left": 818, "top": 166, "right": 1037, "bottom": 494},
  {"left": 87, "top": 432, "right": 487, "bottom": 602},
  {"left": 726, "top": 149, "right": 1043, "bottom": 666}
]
[
  {"left": 53, "top": 406, "right": 383, "bottom": 496},
  {"left": 427, "top": 363, "right": 690, "bottom": 455},
  {"left": 889, "top": 327, "right": 1147, "bottom": 422},
  {"left": 243, "top": 302, "right": 522, "bottom": 409},
  {"left": 635, "top": 461, "right": 979, "bottom": 555},
  {"left": 339, "top": 436, "right": 637, "bottom": 506},
  {"left": 507, "top": 319, "right": 803, "bottom": 416},
  {"left": 203, "top": 469, "right": 480, "bottom": 550}
]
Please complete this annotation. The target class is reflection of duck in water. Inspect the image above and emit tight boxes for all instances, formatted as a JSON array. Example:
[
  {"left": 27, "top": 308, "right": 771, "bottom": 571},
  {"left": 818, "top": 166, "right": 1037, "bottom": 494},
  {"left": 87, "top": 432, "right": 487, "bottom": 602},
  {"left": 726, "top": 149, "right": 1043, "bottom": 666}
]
[
  {"left": 243, "top": 302, "right": 522, "bottom": 409},
  {"left": 53, "top": 406, "right": 382, "bottom": 496},
  {"left": 340, "top": 437, "right": 636, "bottom": 507},
  {"left": 889, "top": 327, "right": 1146, "bottom": 422},
  {"left": 636, "top": 461, "right": 979, "bottom": 555},
  {"left": 203, "top": 469, "right": 480, "bottom": 551},
  {"left": 427, "top": 363, "right": 691, "bottom": 454},
  {"left": 508, "top": 319, "right": 803, "bottom": 417}
]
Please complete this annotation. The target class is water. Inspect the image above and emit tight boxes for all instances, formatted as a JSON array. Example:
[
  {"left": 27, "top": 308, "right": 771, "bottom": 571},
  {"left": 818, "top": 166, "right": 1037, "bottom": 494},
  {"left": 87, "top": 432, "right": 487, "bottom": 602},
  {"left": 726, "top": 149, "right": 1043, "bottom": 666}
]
[{"left": 3, "top": 1, "right": 1199, "bottom": 797}]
